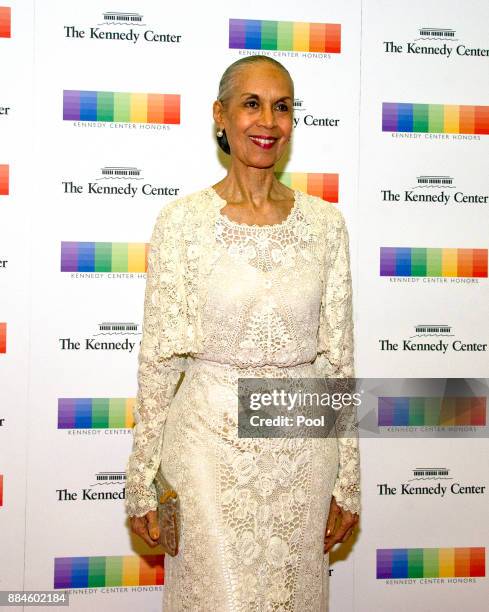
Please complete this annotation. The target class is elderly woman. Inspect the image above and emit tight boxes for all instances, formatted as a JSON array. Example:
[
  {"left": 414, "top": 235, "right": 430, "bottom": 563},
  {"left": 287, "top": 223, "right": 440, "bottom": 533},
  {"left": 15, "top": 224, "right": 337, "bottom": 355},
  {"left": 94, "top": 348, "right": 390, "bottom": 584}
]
[{"left": 125, "top": 55, "right": 360, "bottom": 611}]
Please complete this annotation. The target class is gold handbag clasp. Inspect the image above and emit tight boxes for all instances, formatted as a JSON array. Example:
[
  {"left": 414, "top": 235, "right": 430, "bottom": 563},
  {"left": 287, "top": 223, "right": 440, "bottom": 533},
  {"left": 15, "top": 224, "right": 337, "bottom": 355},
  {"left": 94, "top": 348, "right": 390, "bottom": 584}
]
[{"left": 159, "top": 489, "right": 178, "bottom": 504}]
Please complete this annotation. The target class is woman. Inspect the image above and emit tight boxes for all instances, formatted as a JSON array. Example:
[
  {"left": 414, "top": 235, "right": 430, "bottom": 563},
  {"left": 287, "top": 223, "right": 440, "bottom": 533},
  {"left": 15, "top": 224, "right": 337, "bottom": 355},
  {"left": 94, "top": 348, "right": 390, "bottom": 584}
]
[{"left": 125, "top": 55, "right": 360, "bottom": 611}]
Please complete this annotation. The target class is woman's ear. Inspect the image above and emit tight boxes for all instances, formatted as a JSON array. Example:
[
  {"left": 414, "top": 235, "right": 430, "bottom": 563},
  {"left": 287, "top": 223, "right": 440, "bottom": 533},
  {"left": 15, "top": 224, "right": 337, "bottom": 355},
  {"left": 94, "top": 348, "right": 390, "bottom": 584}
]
[{"left": 213, "top": 100, "right": 224, "bottom": 127}]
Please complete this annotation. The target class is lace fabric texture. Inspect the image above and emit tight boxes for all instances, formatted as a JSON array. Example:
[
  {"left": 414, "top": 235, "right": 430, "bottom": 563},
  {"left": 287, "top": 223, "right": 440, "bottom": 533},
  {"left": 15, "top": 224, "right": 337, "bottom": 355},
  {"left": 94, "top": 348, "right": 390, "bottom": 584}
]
[{"left": 125, "top": 188, "right": 360, "bottom": 611}]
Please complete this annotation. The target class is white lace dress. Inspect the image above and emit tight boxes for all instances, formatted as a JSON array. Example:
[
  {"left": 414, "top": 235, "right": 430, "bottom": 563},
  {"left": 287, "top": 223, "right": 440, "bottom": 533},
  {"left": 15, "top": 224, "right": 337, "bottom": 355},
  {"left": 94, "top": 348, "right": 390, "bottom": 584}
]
[{"left": 125, "top": 187, "right": 360, "bottom": 612}]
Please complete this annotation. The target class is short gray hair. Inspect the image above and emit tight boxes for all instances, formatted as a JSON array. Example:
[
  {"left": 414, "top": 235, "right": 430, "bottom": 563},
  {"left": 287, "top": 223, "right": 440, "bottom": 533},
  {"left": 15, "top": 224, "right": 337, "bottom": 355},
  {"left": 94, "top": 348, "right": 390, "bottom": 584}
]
[{"left": 217, "top": 55, "right": 294, "bottom": 105}]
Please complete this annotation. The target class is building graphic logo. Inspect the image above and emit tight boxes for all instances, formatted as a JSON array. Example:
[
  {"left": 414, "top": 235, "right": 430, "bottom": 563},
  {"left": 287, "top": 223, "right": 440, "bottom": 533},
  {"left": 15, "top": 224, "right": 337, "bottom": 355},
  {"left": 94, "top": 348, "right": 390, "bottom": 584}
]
[
  {"left": 54, "top": 555, "right": 164, "bottom": 588},
  {"left": 380, "top": 247, "right": 488, "bottom": 278},
  {"left": 57, "top": 398, "right": 136, "bottom": 429},
  {"left": 92, "top": 471, "right": 126, "bottom": 485},
  {"left": 0, "top": 7, "right": 10, "bottom": 38},
  {"left": 229, "top": 19, "right": 341, "bottom": 53},
  {"left": 416, "top": 27, "right": 456, "bottom": 40},
  {"left": 102, "top": 12, "right": 143, "bottom": 25},
  {"left": 382, "top": 102, "right": 489, "bottom": 135},
  {"left": 415, "top": 175, "right": 454, "bottom": 188},
  {"left": 377, "top": 547, "right": 485, "bottom": 579},
  {"left": 0, "top": 322, "right": 6, "bottom": 353},
  {"left": 410, "top": 467, "right": 451, "bottom": 480},
  {"left": 0, "top": 164, "right": 8, "bottom": 195},
  {"left": 378, "top": 396, "right": 486, "bottom": 427},
  {"left": 95, "top": 322, "right": 140, "bottom": 336},
  {"left": 100, "top": 166, "right": 142, "bottom": 179},
  {"left": 412, "top": 324, "right": 453, "bottom": 336},
  {"left": 61, "top": 242, "right": 148, "bottom": 272},
  {"left": 276, "top": 172, "right": 339, "bottom": 203},
  {"left": 63, "top": 90, "right": 180, "bottom": 125}
]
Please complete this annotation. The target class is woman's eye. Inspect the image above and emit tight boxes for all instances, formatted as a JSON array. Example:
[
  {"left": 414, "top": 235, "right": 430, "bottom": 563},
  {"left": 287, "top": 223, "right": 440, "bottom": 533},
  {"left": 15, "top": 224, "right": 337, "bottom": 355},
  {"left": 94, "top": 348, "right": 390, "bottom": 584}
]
[
  {"left": 245, "top": 100, "right": 259, "bottom": 108},
  {"left": 276, "top": 103, "right": 289, "bottom": 112}
]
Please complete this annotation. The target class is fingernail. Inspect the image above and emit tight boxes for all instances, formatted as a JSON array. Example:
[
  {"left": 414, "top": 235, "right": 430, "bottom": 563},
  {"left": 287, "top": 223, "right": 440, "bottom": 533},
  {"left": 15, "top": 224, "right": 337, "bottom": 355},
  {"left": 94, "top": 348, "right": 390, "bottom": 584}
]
[{"left": 326, "top": 529, "right": 331, "bottom": 536}]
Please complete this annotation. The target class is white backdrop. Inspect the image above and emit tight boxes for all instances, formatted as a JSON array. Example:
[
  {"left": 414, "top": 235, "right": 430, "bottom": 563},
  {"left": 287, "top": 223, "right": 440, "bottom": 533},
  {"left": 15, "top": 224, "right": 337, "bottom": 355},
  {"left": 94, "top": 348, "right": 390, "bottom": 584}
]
[{"left": 0, "top": 1, "right": 488, "bottom": 610}]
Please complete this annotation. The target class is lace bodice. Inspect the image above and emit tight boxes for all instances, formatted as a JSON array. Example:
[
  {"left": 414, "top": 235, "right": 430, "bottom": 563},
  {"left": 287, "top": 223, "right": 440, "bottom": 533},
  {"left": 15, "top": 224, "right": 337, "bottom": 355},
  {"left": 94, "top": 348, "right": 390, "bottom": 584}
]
[
  {"left": 194, "top": 200, "right": 321, "bottom": 368},
  {"left": 124, "top": 188, "right": 361, "bottom": 518}
]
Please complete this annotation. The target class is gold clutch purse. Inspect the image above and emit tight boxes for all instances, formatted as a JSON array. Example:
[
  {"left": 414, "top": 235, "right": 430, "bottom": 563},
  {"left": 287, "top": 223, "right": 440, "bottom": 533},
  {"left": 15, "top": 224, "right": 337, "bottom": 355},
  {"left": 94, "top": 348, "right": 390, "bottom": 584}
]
[{"left": 154, "top": 468, "right": 180, "bottom": 557}]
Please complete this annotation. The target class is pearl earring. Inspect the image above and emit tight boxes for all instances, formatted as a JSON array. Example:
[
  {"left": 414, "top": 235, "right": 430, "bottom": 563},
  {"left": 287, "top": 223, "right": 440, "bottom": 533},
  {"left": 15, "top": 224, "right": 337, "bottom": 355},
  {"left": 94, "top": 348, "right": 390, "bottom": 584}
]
[{"left": 217, "top": 129, "right": 223, "bottom": 137}]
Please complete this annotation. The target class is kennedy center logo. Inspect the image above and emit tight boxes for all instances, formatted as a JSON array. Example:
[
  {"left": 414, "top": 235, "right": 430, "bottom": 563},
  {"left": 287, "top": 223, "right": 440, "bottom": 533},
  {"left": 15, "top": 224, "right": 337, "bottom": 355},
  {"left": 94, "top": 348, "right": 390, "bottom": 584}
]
[
  {"left": 61, "top": 242, "right": 148, "bottom": 274},
  {"left": 63, "top": 90, "right": 180, "bottom": 128},
  {"left": 229, "top": 18, "right": 340, "bottom": 58},
  {"left": 54, "top": 555, "right": 164, "bottom": 588},
  {"left": 377, "top": 547, "right": 485, "bottom": 580},
  {"left": 383, "top": 102, "right": 489, "bottom": 139},
  {"left": 380, "top": 247, "right": 488, "bottom": 279}
]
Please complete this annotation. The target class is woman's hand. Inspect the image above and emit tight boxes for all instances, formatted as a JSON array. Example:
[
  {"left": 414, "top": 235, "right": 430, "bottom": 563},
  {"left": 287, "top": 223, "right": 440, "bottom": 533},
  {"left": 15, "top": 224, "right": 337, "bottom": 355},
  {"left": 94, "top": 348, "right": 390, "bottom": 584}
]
[
  {"left": 323, "top": 495, "right": 359, "bottom": 554},
  {"left": 129, "top": 510, "right": 160, "bottom": 548}
]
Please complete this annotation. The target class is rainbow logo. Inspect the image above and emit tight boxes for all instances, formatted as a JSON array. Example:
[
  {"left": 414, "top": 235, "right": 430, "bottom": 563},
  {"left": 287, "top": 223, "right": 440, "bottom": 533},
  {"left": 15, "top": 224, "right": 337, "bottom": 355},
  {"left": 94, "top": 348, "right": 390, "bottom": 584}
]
[
  {"left": 63, "top": 90, "right": 180, "bottom": 124},
  {"left": 61, "top": 242, "right": 148, "bottom": 273},
  {"left": 229, "top": 19, "right": 341, "bottom": 53},
  {"left": 378, "top": 397, "right": 486, "bottom": 427},
  {"left": 0, "top": 7, "right": 10, "bottom": 38},
  {"left": 0, "top": 474, "right": 3, "bottom": 507},
  {"left": 0, "top": 164, "right": 9, "bottom": 196},
  {"left": 377, "top": 547, "right": 485, "bottom": 579},
  {"left": 276, "top": 172, "right": 339, "bottom": 203},
  {"left": 380, "top": 247, "right": 488, "bottom": 278},
  {"left": 58, "top": 398, "right": 136, "bottom": 429},
  {"left": 54, "top": 555, "right": 164, "bottom": 588},
  {"left": 383, "top": 103, "right": 489, "bottom": 135},
  {"left": 0, "top": 322, "right": 6, "bottom": 353}
]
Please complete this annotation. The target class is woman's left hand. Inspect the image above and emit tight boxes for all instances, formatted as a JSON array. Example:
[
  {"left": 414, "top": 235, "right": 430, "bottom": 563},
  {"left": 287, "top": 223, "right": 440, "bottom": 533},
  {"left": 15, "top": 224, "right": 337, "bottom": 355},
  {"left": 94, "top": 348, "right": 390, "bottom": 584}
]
[{"left": 323, "top": 495, "right": 359, "bottom": 554}]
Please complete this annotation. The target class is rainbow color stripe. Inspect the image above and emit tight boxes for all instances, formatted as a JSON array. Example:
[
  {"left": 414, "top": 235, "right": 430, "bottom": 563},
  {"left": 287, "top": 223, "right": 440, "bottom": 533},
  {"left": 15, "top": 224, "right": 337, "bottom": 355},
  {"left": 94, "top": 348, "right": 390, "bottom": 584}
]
[
  {"left": 383, "top": 103, "right": 489, "bottom": 134},
  {"left": 378, "top": 397, "right": 486, "bottom": 427},
  {"left": 63, "top": 90, "right": 180, "bottom": 124},
  {"left": 377, "top": 548, "right": 485, "bottom": 579},
  {"left": 229, "top": 19, "right": 341, "bottom": 53},
  {"left": 61, "top": 242, "right": 148, "bottom": 272},
  {"left": 276, "top": 172, "right": 339, "bottom": 203},
  {"left": 380, "top": 247, "right": 488, "bottom": 278},
  {"left": 58, "top": 398, "right": 135, "bottom": 429},
  {"left": 0, "top": 322, "right": 6, "bottom": 353},
  {"left": 0, "top": 164, "right": 9, "bottom": 195},
  {"left": 0, "top": 474, "right": 3, "bottom": 507},
  {"left": 0, "top": 7, "right": 10, "bottom": 38},
  {"left": 54, "top": 555, "right": 164, "bottom": 588}
]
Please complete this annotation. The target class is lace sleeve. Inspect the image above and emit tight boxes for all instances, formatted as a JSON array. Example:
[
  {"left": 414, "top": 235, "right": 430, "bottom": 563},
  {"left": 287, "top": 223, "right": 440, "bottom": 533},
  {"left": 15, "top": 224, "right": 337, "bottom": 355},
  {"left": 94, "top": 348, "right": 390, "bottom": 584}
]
[
  {"left": 315, "top": 208, "right": 361, "bottom": 515},
  {"left": 124, "top": 209, "right": 187, "bottom": 518}
]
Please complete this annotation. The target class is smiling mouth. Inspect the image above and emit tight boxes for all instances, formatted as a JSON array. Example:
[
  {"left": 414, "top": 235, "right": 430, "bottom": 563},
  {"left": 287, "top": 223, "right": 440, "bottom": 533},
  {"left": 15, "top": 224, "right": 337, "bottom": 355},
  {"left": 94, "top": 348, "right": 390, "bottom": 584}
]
[{"left": 248, "top": 135, "right": 278, "bottom": 150}]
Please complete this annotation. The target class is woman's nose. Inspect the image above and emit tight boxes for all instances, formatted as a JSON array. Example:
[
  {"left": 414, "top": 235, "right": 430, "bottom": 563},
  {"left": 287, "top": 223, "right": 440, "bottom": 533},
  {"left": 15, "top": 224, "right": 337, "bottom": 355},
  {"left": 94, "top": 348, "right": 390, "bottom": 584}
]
[{"left": 258, "top": 105, "right": 275, "bottom": 128}]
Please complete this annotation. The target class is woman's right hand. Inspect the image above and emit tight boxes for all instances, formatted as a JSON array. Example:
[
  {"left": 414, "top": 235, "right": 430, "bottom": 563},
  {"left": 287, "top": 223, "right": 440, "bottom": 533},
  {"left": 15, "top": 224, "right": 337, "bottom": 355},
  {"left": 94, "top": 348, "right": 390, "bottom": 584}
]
[{"left": 129, "top": 510, "right": 160, "bottom": 548}]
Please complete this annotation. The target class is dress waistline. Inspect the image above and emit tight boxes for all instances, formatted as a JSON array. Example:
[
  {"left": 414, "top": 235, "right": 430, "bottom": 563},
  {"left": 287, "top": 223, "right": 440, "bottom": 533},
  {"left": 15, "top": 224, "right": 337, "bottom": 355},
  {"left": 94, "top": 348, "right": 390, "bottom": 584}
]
[{"left": 187, "top": 355, "right": 317, "bottom": 377}]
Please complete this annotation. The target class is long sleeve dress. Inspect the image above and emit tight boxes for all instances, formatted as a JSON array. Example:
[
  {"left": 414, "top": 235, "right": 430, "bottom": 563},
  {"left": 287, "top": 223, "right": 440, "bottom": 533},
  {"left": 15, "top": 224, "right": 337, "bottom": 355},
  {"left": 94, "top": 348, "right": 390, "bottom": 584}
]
[{"left": 125, "top": 186, "right": 361, "bottom": 612}]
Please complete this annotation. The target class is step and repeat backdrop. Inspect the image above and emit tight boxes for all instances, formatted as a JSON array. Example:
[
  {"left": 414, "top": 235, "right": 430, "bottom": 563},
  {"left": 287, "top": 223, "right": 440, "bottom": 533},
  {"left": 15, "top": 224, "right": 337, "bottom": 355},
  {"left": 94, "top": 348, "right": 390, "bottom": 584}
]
[{"left": 0, "top": 0, "right": 488, "bottom": 610}]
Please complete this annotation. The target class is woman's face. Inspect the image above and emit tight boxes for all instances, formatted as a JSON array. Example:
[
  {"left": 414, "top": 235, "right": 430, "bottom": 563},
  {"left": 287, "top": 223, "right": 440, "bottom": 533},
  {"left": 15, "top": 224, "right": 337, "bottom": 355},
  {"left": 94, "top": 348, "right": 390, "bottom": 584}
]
[{"left": 214, "top": 62, "right": 293, "bottom": 169}]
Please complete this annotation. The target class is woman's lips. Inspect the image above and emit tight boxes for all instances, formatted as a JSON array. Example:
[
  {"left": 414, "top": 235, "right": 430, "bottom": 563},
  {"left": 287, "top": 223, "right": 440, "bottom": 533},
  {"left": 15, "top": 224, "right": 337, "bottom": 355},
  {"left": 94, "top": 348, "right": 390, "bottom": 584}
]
[{"left": 248, "top": 135, "right": 278, "bottom": 150}]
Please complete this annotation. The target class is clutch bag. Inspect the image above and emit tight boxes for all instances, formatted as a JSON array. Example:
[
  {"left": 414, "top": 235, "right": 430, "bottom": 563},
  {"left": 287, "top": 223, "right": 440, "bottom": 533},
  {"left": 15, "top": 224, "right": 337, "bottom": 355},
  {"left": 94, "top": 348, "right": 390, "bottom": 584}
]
[{"left": 154, "top": 468, "right": 180, "bottom": 557}]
